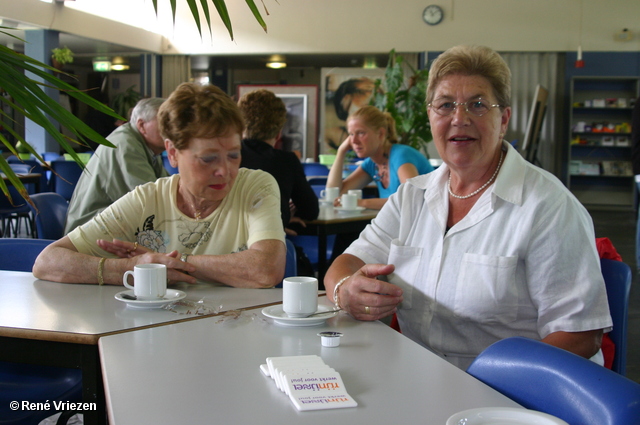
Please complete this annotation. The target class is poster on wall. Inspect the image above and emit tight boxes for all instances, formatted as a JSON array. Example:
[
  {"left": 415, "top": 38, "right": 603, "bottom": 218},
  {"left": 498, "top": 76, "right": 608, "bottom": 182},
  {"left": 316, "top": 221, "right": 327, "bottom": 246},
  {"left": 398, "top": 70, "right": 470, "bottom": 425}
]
[
  {"left": 320, "top": 68, "right": 385, "bottom": 155},
  {"left": 237, "top": 84, "right": 318, "bottom": 160}
]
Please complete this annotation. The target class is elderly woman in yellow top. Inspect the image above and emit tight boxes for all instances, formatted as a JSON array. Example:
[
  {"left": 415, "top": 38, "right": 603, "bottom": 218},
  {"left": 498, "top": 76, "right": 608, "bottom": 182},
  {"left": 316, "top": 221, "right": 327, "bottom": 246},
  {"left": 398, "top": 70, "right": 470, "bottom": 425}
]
[
  {"left": 34, "top": 83, "right": 286, "bottom": 288},
  {"left": 324, "top": 45, "right": 612, "bottom": 370}
]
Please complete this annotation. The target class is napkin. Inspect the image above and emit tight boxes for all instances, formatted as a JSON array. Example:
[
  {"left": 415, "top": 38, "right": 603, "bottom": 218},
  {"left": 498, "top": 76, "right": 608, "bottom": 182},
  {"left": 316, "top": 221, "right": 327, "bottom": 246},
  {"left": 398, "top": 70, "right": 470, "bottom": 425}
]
[{"left": 261, "top": 355, "right": 357, "bottom": 411}]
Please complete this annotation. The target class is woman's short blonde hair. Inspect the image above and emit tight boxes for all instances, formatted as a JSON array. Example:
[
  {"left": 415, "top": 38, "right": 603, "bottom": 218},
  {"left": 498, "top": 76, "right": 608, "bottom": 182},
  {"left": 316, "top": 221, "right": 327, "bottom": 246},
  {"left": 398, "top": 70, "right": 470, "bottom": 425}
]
[
  {"left": 158, "top": 83, "right": 244, "bottom": 150},
  {"left": 238, "top": 89, "right": 287, "bottom": 141},
  {"left": 347, "top": 105, "right": 398, "bottom": 144},
  {"left": 426, "top": 45, "right": 511, "bottom": 108}
]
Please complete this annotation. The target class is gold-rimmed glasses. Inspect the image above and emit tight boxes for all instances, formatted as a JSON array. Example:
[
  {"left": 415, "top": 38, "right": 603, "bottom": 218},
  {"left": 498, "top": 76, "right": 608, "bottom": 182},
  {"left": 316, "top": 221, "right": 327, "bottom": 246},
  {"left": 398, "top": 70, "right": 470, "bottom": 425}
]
[{"left": 428, "top": 98, "right": 502, "bottom": 117}]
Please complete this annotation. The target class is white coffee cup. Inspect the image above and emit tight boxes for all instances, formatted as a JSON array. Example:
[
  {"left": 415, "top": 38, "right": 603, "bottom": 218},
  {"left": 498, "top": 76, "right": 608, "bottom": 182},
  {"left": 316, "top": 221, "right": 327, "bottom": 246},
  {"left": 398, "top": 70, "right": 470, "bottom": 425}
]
[
  {"left": 320, "top": 187, "right": 340, "bottom": 202},
  {"left": 348, "top": 189, "right": 363, "bottom": 200},
  {"left": 122, "top": 264, "right": 167, "bottom": 300},
  {"left": 282, "top": 276, "right": 318, "bottom": 318},
  {"left": 341, "top": 193, "right": 358, "bottom": 210}
]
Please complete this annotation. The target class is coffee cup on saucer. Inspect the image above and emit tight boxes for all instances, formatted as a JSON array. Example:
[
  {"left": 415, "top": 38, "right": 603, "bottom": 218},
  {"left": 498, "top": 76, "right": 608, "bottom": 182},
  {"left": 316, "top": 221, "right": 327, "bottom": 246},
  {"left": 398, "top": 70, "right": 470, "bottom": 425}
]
[
  {"left": 122, "top": 264, "right": 167, "bottom": 300},
  {"left": 320, "top": 187, "right": 340, "bottom": 203},
  {"left": 340, "top": 193, "right": 358, "bottom": 210},
  {"left": 282, "top": 276, "right": 318, "bottom": 318}
]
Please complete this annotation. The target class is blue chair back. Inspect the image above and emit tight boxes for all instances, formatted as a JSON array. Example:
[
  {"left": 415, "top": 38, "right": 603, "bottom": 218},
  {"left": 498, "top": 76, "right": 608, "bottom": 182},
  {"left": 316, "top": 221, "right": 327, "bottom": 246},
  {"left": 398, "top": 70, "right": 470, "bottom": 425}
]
[
  {"left": 28, "top": 192, "right": 69, "bottom": 240},
  {"left": 162, "top": 153, "right": 179, "bottom": 175},
  {"left": 307, "top": 176, "right": 328, "bottom": 186},
  {"left": 302, "top": 162, "right": 329, "bottom": 177},
  {"left": 0, "top": 186, "right": 33, "bottom": 237},
  {"left": 50, "top": 159, "right": 83, "bottom": 201},
  {"left": 276, "top": 239, "right": 298, "bottom": 288},
  {"left": 288, "top": 234, "right": 335, "bottom": 271},
  {"left": 601, "top": 258, "right": 632, "bottom": 375},
  {"left": 467, "top": 337, "right": 640, "bottom": 425},
  {"left": 0, "top": 239, "right": 54, "bottom": 272}
]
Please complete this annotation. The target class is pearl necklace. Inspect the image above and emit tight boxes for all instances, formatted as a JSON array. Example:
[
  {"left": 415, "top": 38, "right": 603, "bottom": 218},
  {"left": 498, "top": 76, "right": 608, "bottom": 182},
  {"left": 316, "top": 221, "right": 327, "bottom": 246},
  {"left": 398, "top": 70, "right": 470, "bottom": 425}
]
[{"left": 447, "top": 150, "right": 504, "bottom": 200}]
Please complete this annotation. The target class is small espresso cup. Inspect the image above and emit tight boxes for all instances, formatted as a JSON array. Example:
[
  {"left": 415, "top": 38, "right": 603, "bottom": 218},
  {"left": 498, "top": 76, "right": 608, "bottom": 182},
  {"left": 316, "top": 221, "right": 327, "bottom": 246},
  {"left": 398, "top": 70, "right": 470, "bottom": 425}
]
[
  {"left": 320, "top": 187, "right": 340, "bottom": 202},
  {"left": 348, "top": 189, "right": 363, "bottom": 200},
  {"left": 282, "top": 276, "right": 318, "bottom": 318},
  {"left": 340, "top": 193, "right": 358, "bottom": 210},
  {"left": 122, "top": 264, "right": 167, "bottom": 300}
]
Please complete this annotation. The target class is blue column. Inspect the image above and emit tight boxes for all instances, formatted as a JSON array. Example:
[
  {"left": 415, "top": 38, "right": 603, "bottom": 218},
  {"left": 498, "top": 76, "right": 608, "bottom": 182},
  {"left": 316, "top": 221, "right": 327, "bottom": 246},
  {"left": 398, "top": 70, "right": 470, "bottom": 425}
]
[{"left": 24, "top": 29, "right": 60, "bottom": 154}]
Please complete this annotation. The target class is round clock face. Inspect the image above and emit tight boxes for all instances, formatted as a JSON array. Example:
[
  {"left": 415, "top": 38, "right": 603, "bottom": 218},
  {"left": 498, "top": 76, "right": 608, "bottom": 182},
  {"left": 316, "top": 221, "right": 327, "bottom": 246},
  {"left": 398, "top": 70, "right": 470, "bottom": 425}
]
[{"left": 423, "top": 5, "right": 444, "bottom": 25}]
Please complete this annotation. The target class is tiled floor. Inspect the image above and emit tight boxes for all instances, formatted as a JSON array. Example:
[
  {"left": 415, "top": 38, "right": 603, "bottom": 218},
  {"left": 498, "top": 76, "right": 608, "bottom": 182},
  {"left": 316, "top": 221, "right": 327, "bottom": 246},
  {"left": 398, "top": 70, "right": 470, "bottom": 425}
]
[{"left": 589, "top": 209, "right": 639, "bottom": 383}]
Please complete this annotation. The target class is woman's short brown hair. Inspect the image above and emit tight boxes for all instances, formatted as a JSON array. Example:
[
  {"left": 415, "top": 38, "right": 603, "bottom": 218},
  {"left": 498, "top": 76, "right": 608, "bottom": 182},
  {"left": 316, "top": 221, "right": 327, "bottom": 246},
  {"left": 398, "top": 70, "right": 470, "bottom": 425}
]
[
  {"left": 158, "top": 83, "right": 244, "bottom": 150},
  {"left": 238, "top": 89, "right": 287, "bottom": 141},
  {"left": 347, "top": 105, "right": 398, "bottom": 144},
  {"left": 426, "top": 45, "right": 511, "bottom": 109}
]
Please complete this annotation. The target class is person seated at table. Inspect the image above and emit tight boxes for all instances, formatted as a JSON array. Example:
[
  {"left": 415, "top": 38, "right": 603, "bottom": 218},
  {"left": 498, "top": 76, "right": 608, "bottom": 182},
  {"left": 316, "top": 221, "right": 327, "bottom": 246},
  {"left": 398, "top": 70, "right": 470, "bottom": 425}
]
[
  {"left": 64, "top": 97, "right": 169, "bottom": 234},
  {"left": 238, "top": 89, "right": 319, "bottom": 235},
  {"left": 34, "top": 83, "right": 286, "bottom": 288},
  {"left": 326, "top": 105, "right": 433, "bottom": 211},
  {"left": 324, "top": 45, "right": 612, "bottom": 371}
]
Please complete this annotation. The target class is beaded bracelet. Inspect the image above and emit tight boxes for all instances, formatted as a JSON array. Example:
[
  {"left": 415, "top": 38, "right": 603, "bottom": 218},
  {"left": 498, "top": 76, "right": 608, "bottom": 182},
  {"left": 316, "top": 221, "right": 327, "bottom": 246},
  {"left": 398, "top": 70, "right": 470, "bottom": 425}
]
[
  {"left": 97, "top": 257, "right": 106, "bottom": 286},
  {"left": 332, "top": 275, "right": 351, "bottom": 309}
]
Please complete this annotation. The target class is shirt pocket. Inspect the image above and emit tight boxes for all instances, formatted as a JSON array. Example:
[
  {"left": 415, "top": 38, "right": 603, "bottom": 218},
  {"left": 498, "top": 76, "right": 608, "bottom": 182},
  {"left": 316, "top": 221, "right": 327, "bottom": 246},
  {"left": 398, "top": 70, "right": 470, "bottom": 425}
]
[
  {"left": 454, "top": 253, "right": 518, "bottom": 324},
  {"left": 388, "top": 239, "right": 422, "bottom": 310}
]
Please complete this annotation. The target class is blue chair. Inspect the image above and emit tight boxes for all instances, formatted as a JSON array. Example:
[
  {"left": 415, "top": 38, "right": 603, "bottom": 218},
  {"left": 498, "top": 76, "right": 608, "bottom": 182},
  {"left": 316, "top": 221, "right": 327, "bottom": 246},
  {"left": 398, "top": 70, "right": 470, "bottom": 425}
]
[
  {"left": 466, "top": 337, "right": 640, "bottom": 425},
  {"left": 0, "top": 178, "right": 34, "bottom": 238},
  {"left": 0, "top": 238, "right": 82, "bottom": 424},
  {"left": 601, "top": 258, "right": 632, "bottom": 375},
  {"left": 307, "top": 176, "right": 327, "bottom": 186},
  {"left": 50, "top": 159, "right": 83, "bottom": 201},
  {"left": 288, "top": 234, "right": 335, "bottom": 272},
  {"left": 28, "top": 192, "right": 69, "bottom": 240},
  {"left": 302, "top": 162, "right": 329, "bottom": 177},
  {"left": 162, "top": 152, "right": 179, "bottom": 175},
  {"left": 275, "top": 239, "right": 298, "bottom": 288},
  {"left": 0, "top": 238, "right": 54, "bottom": 271}
]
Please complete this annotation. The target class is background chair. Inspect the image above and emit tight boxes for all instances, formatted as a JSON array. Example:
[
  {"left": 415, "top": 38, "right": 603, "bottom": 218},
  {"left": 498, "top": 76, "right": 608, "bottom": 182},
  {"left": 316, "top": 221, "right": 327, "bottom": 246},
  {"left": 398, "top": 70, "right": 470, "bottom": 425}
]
[
  {"left": 601, "top": 257, "right": 632, "bottom": 375},
  {"left": 50, "top": 159, "right": 83, "bottom": 201},
  {"left": 0, "top": 238, "right": 54, "bottom": 271},
  {"left": 302, "top": 162, "right": 329, "bottom": 177},
  {"left": 28, "top": 192, "right": 69, "bottom": 240},
  {"left": 0, "top": 166, "right": 35, "bottom": 238},
  {"left": 162, "top": 152, "right": 179, "bottom": 175},
  {"left": 466, "top": 336, "right": 640, "bottom": 425},
  {"left": 0, "top": 238, "right": 82, "bottom": 425},
  {"left": 275, "top": 238, "right": 298, "bottom": 288}
]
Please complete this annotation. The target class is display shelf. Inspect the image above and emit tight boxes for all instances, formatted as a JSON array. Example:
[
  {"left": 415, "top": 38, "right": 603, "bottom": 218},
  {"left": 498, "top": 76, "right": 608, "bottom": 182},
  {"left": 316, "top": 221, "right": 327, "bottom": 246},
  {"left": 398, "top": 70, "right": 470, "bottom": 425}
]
[{"left": 567, "top": 76, "right": 639, "bottom": 209}]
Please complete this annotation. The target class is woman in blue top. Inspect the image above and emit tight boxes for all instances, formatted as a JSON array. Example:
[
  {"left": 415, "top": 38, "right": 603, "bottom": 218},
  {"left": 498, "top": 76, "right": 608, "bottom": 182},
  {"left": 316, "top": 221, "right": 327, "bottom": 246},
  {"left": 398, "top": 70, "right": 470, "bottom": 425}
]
[{"left": 326, "top": 105, "right": 433, "bottom": 210}]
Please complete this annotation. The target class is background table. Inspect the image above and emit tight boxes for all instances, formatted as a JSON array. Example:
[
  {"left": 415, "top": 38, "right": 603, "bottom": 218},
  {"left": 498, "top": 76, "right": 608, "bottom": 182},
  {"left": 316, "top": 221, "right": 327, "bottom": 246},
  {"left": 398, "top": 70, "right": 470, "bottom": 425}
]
[
  {"left": 99, "top": 297, "right": 521, "bottom": 424},
  {"left": 300, "top": 203, "right": 378, "bottom": 282},
  {"left": 0, "top": 271, "right": 286, "bottom": 425}
]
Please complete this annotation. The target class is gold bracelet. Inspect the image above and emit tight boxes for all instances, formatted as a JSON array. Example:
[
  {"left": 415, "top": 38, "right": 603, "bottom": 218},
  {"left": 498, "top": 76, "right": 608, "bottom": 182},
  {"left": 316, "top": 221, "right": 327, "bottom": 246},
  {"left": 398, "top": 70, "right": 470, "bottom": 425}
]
[
  {"left": 332, "top": 275, "right": 351, "bottom": 309},
  {"left": 97, "top": 257, "right": 106, "bottom": 286}
]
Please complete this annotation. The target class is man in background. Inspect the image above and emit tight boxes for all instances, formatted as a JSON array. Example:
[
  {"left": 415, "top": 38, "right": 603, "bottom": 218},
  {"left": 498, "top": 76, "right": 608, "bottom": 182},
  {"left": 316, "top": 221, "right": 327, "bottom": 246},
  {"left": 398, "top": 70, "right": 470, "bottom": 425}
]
[{"left": 64, "top": 98, "right": 168, "bottom": 233}]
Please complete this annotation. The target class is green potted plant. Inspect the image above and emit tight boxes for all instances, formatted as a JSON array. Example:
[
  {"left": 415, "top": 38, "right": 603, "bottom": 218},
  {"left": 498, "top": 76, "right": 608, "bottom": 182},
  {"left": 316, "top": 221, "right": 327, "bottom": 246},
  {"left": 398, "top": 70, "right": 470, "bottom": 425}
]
[
  {"left": 370, "top": 49, "right": 432, "bottom": 155},
  {"left": 111, "top": 86, "right": 142, "bottom": 122},
  {"left": 51, "top": 46, "right": 74, "bottom": 69}
]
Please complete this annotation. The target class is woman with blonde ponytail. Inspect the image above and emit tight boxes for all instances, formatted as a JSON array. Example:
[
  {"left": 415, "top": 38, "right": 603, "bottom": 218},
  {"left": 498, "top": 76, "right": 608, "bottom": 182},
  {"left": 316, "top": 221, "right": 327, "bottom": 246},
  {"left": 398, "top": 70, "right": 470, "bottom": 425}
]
[{"left": 326, "top": 105, "right": 432, "bottom": 210}]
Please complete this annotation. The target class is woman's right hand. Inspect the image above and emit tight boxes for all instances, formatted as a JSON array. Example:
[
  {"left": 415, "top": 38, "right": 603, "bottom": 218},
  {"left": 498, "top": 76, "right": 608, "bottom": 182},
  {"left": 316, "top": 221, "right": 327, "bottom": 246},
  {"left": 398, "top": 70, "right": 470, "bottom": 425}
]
[{"left": 336, "top": 263, "right": 403, "bottom": 321}]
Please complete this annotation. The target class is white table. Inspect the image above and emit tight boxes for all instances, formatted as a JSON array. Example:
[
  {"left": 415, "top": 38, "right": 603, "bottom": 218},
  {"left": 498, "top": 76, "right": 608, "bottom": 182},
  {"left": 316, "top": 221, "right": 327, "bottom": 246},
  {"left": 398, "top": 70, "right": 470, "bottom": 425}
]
[
  {"left": 0, "top": 271, "right": 287, "bottom": 425},
  {"left": 99, "top": 297, "right": 521, "bottom": 424}
]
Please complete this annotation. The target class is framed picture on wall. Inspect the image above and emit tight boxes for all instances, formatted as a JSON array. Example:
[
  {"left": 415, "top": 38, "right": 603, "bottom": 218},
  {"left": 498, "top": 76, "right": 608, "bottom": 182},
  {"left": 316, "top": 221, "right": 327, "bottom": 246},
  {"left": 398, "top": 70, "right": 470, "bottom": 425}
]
[
  {"left": 237, "top": 84, "right": 319, "bottom": 160},
  {"left": 320, "top": 68, "right": 385, "bottom": 155}
]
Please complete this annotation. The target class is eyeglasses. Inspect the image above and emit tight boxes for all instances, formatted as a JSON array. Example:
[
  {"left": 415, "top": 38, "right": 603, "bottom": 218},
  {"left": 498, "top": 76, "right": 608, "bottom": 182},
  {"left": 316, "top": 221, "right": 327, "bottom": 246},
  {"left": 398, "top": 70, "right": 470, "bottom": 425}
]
[{"left": 428, "top": 98, "right": 502, "bottom": 117}]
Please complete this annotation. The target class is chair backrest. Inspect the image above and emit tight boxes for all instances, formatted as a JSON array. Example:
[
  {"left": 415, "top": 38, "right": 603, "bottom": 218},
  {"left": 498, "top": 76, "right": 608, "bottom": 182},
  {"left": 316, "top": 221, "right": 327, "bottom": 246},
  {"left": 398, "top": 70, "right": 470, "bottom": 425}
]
[
  {"left": 277, "top": 238, "right": 298, "bottom": 288},
  {"left": 162, "top": 154, "right": 179, "bottom": 175},
  {"left": 601, "top": 257, "right": 632, "bottom": 375},
  {"left": 307, "top": 176, "right": 328, "bottom": 186},
  {"left": 466, "top": 337, "right": 640, "bottom": 425},
  {"left": 0, "top": 239, "right": 54, "bottom": 272},
  {"left": 302, "top": 162, "right": 329, "bottom": 177},
  {"left": 50, "top": 159, "right": 83, "bottom": 201},
  {"left": 9, "top": 160, "right": 47, "bottom": 193},
  {"left": 28, "top": 192, "right": 69, "bottom": 240}
]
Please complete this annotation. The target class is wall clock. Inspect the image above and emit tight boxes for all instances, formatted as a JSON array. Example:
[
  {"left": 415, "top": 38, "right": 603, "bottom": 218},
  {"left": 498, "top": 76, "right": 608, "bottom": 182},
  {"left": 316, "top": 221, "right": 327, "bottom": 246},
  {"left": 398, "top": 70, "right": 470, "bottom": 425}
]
[{"left": 423, "top": 5, "right": 444, "bottom": 26}]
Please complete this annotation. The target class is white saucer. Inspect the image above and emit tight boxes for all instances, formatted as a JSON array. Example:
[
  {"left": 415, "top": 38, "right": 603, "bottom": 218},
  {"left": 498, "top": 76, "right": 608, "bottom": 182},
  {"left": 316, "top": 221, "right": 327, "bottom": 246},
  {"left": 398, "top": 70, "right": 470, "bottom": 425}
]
[
  {"left": 446, "top": 407, "right": 569, "bottom": 425},
  {"left": 335, "top": 206, "right": 365, "bottom": 212},
  {"left": 115, "top": 289, "right": 186, "bottom": 310},
  {"left": 261, "top": 304, "right": 339, "bottom": 327}
]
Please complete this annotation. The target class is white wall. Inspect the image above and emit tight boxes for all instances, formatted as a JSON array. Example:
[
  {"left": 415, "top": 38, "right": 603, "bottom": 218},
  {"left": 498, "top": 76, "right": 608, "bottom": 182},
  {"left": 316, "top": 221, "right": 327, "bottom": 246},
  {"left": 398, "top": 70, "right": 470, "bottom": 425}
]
[{"left": 2, "top": 0, "right": 640, "bottom": 55}]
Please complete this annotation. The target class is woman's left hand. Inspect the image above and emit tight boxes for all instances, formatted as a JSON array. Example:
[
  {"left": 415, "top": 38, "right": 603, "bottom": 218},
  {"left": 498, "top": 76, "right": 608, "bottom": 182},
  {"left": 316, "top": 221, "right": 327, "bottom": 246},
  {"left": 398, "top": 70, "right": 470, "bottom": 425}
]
[{"left": 97, "top": 239, "right": 147, "bottom": 258}]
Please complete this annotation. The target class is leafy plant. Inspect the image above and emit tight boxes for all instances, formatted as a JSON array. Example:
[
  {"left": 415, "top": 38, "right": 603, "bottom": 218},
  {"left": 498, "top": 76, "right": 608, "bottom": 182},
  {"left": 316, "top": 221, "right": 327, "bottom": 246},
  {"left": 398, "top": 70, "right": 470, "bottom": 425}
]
[
  {"left": 51, "top": 46, "right": 74, "bottom": 66},
  {"left": 0, "top": 0, "right": 269, "bottom": 204},
  {"left": 111, "top": 86, "right": 142, "bottom": 121},
  {"left": 370, "top": 49, "right": 432, "bottom": 155}
]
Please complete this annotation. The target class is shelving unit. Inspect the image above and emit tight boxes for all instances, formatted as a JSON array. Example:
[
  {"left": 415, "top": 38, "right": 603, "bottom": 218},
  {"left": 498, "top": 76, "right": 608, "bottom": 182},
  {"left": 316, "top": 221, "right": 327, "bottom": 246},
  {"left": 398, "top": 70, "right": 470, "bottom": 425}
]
[{"left": 568, "top": 76, "right": 639, "bottom": 209}]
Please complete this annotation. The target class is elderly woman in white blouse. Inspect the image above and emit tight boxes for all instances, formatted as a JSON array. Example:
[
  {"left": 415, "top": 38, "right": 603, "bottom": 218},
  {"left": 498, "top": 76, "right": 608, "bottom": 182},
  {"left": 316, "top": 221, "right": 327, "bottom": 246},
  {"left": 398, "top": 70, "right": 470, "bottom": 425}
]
[{"left": 324, "top": 45, "right": 612, "bottom": 370}]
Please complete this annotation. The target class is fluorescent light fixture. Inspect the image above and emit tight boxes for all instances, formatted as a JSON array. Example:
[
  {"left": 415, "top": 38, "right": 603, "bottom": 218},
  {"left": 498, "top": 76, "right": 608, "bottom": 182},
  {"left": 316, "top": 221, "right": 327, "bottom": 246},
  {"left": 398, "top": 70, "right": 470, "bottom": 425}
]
[
  {"left": 266, "top": 61, "right": 287, "bottom": 69},
  {"left": 111, "top": 56, "right": 130, "bottom": 71}
]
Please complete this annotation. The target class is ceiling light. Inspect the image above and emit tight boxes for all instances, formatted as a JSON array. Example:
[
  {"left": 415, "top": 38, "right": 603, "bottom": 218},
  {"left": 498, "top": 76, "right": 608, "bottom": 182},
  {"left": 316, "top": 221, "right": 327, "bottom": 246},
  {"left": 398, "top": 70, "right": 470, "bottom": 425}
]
[
  {"left": 111, "top": 56, "right": 130, "bottom": 71},
  {"left": 266, "top": 61, "right": 287, "bottom": 69}
]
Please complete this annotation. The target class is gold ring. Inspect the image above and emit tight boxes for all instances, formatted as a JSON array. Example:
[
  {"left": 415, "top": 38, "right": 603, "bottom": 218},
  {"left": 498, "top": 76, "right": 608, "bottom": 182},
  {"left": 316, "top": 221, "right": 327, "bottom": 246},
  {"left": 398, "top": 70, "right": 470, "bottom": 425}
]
[
  {"left": 364, "top": 306, "right": 370, "bottom": 314},
  {"left": 132, "top": 242, "right": 138, "bottom": 251}
]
